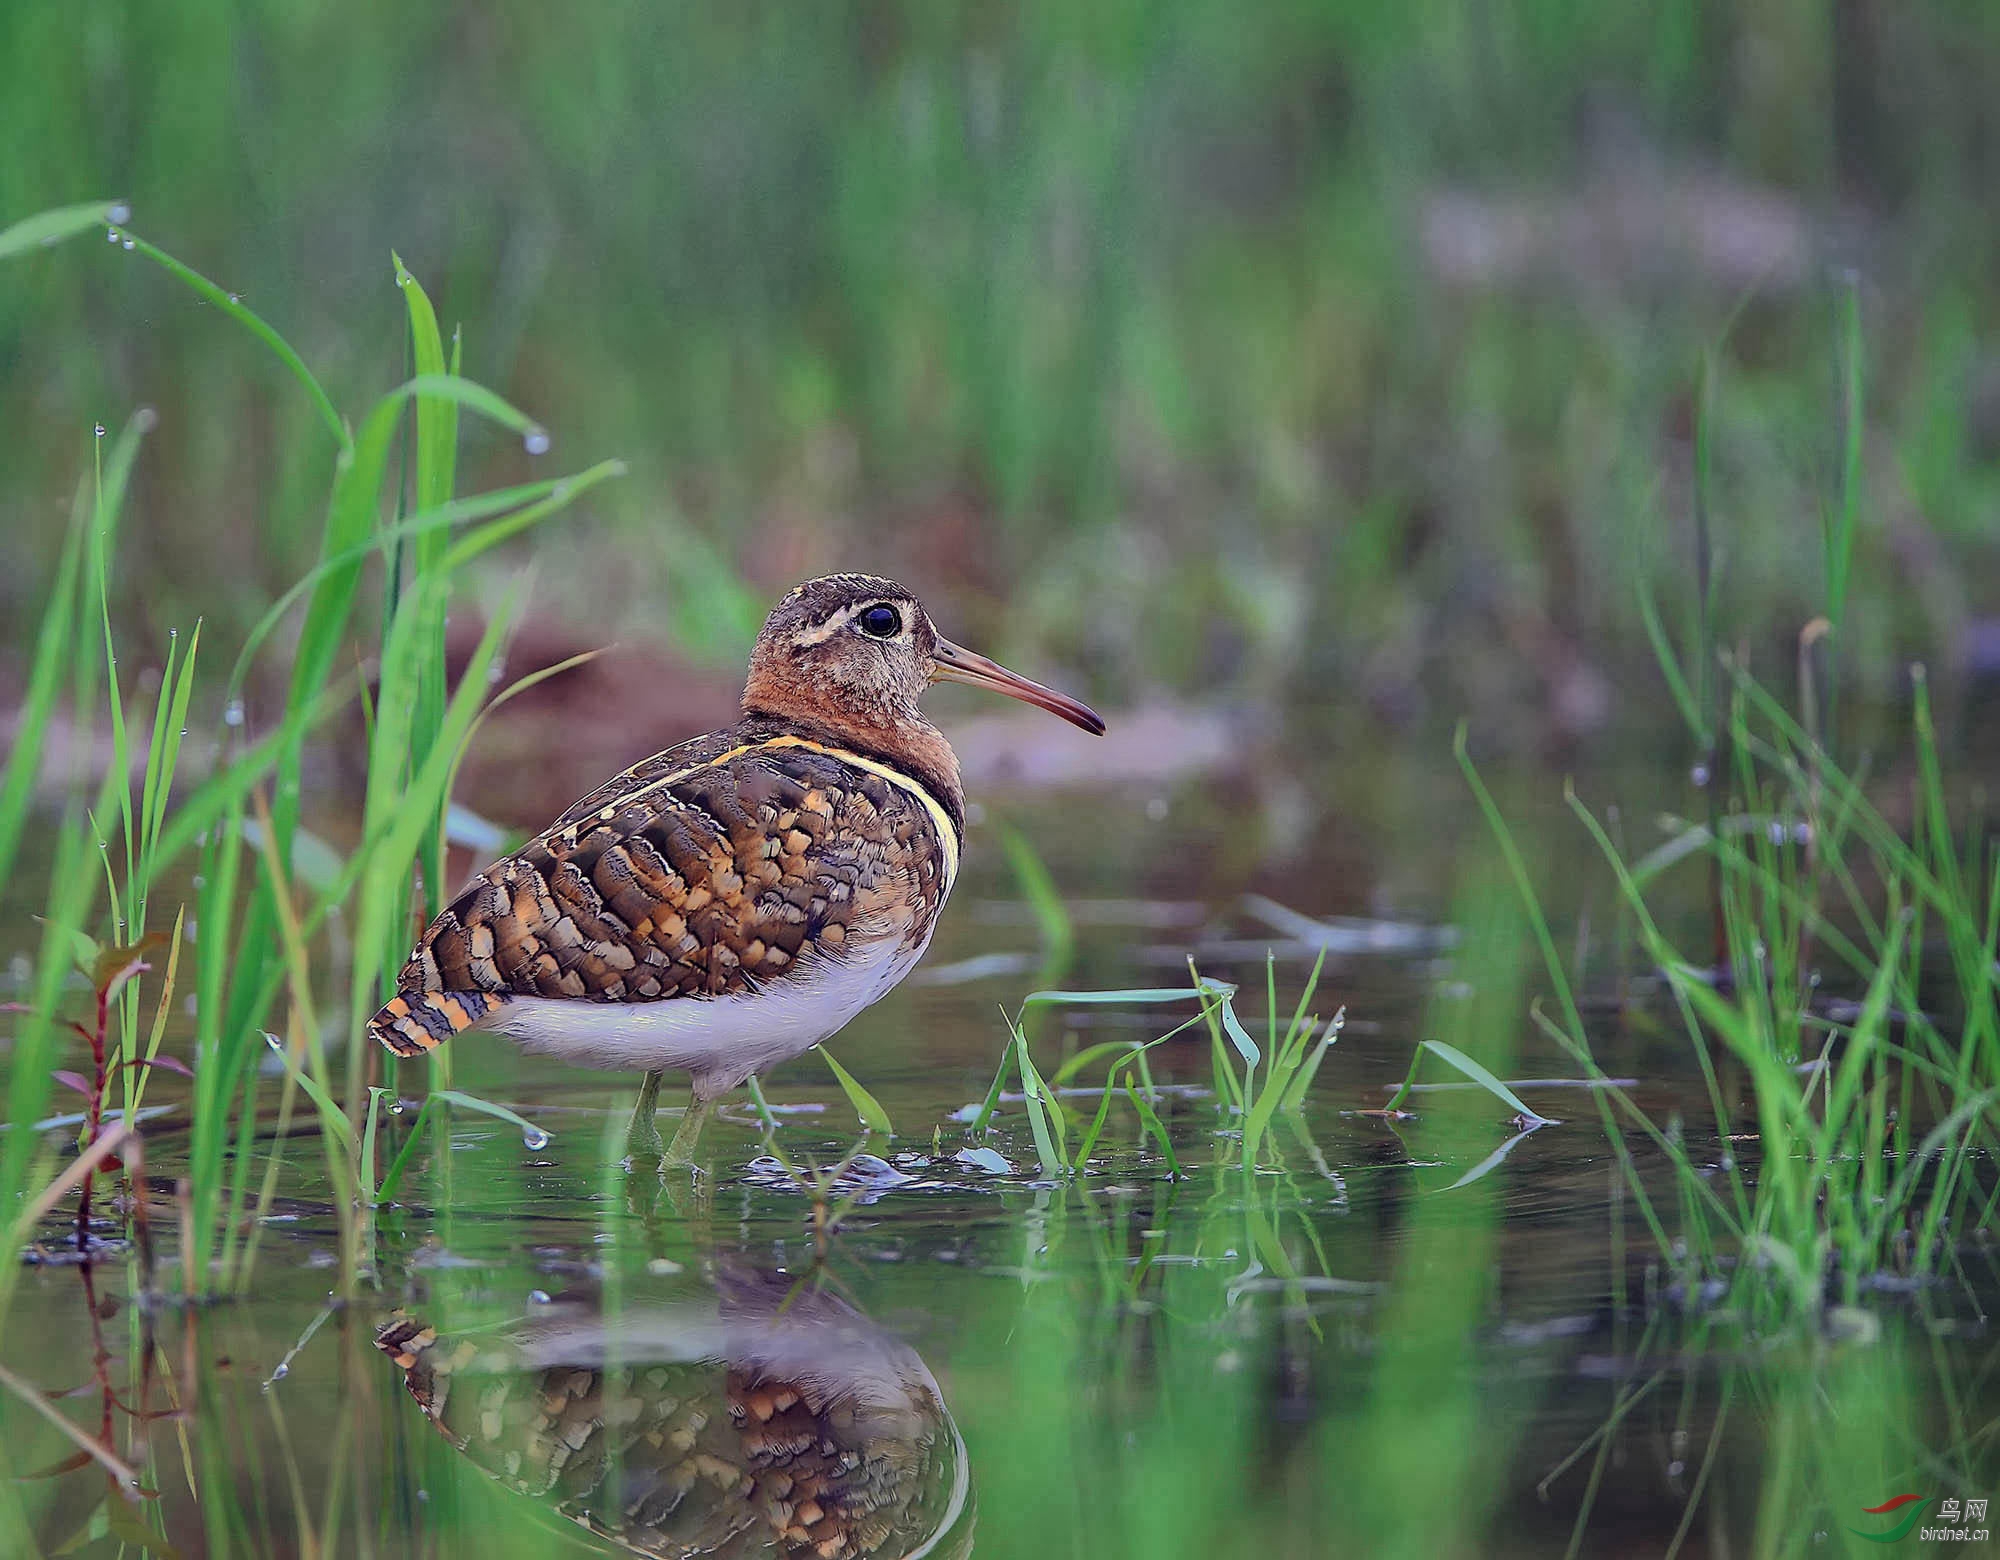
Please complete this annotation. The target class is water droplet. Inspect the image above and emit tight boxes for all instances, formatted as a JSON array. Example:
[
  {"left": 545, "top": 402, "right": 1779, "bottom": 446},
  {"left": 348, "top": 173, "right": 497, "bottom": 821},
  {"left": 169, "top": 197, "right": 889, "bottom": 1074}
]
[
  {"left": 122, "top": 237, "right": 136, "bottom": 251},
  {"left": 134, "top": 408, "right": 157, "bottom": 432},
  {"left": 106, "top": 228, "right": 121, "bottom": 244},
  {"left": 521, "top": 1126, "right": 550, "bottom": 1150},
  {"left": 94, "top": 424, "right": 106, "bottom": 439},
  {"left": 269, "top": 1363, "right": 288, "bottom": 1380},
  {"left": 1690, "top": 763, "right": 1710, "bottom": 787},
  {"left": 227, "top": 293, "right": 241, "bottom": 305},
  {"left": 526, "top": 1289, "right": 551, "bottom": 1305},
  {"left": 263, "top": 1031, "right": 285, "bottom": 1052},
  {"left": 388, "top": 1101, "right": 405, "bottom": 1115},
  {"left": 551, "top": 481, "right": 570, "bottom": 501},
  {"left": 224, "top": 699, "right": 245, "bottom": 727},
  {"left": 522, "top": 429, "right": 550, "bottom": 456},
  {"left": 107, "top": 204, "right": 131, "bottom": 225}
]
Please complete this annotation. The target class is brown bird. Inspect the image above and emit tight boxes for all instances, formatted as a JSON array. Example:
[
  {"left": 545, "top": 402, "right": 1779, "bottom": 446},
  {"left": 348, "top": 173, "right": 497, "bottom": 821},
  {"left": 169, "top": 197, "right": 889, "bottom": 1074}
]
[
  {"left": 376, "top": 1265, "right": 973, "bottom": 1559},
  {"left": 366, "top": 573, "right": 1103, "bottom": 1161}
]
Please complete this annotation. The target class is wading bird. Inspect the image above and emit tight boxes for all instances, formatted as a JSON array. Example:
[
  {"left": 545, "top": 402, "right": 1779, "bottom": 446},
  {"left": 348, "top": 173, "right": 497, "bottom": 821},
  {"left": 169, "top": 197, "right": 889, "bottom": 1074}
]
[{"left": 367, "top": 574, "right": 1104, "bottom": 1162}]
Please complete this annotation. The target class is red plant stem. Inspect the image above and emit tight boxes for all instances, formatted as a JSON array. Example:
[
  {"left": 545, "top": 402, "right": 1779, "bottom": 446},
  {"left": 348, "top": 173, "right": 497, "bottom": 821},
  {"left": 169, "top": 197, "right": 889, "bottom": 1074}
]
[{"left": 76, "top": 981, "right": 112, "bottom": 1258}]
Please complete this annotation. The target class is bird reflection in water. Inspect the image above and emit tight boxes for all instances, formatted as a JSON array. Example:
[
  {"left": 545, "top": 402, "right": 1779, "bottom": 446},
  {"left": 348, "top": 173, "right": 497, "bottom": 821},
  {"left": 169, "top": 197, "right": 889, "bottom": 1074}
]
[{"left": 376, "top": 1267, "right": 973, "bottom": 1559}]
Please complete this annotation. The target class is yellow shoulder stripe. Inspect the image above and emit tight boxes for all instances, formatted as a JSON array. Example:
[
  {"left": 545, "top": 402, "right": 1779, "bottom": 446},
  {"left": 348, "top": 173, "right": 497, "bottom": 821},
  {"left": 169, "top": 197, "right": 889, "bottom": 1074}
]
[{"left": 554, "top": 734, "right": 959, "bottom": 892}]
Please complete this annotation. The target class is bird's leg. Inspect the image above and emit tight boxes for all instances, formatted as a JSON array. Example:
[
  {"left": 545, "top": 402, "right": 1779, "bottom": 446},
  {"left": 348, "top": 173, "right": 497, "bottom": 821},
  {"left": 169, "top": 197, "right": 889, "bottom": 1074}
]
[
  {"left": 625, "top": 1070, "right": 666, "bottom": 1162},
  {"left": 664, "top": 1092, "right": 713, "bottom": 1167}
]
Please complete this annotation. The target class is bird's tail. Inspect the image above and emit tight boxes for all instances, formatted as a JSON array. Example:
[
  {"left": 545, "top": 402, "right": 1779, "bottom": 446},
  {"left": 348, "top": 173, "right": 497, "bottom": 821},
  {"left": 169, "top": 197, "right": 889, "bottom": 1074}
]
[{"left": 367, "top": 989, "right": 510, "bottom": 1057}]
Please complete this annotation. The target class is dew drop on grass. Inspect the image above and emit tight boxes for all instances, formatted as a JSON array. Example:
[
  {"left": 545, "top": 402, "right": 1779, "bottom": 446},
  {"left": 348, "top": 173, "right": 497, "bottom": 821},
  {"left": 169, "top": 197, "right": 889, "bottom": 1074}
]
[
  {"left": 269, "top": 1363, "right": 288, "bottom": 1380},
  {"left": 94, "top": 424, "right": 106, "bottom": 438},
  {"left": 522, "top": 1126, "right": 550, "bottom": 1150},
  {"left": 388, "top": 1101, "right": 405, "bottom": 1115},
  {"left": 263, "top": 1031, "right": 284, "bottom": 1053},
  {"left": 134, "top": 407, "right": 157, "bottom": 432},
  {"left": 107, "top": 204, "right": 131, "bottom": 225},
  {"left": 522, "top": 428, "right": 550, "bottom": 456},
  {"left": 224, "top": 699, "right": 245, "bottom": 727},
  {"left": 527, "top": 1289, "right": 551, "bottom": 1305},
  {"left": 106, "top": 228, "right": 120, "bottom": 244},
  {"left": 227, "top": 293, "right": 241, "bottom": 305},
  {"left": 122, "top": 237, "right": 135, "bottom": 251}
]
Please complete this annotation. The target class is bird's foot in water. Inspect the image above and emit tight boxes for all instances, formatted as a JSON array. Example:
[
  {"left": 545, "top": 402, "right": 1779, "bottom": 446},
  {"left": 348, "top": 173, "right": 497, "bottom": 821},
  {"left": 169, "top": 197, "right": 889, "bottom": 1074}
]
[{"left": 624, "top": 1070, "right": 668, "bottom": 1167}]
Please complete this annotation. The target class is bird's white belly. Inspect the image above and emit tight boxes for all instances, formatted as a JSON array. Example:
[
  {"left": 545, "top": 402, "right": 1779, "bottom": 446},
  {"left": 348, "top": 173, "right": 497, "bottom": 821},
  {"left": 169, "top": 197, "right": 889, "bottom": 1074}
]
[{"left": 476, "top": 931, "right": 930, "bottom": 1095}]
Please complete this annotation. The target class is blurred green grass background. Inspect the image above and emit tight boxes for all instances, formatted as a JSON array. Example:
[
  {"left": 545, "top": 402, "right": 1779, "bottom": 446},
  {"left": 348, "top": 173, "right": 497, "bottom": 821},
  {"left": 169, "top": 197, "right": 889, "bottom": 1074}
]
[{"left": 4, "top": 0, "right": 1998, "bottom": 749}]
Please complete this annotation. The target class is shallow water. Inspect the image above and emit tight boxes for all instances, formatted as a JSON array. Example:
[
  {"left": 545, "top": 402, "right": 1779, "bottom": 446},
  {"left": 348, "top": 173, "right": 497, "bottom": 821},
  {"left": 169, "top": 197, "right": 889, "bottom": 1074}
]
[{"left": 3, "top": 763, "right": 1996, "bottom": 1557}]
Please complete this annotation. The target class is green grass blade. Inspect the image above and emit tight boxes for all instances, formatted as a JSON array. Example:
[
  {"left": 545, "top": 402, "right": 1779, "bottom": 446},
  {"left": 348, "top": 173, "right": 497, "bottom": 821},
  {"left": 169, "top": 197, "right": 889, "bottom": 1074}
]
[
  {"left": 439, "top": 460, "right": 625, "bottom": 568},
  {"left": 1021, "top": 985, "right": 1234, "bottom": 1007},
  {"left": 121, "top": 232, "right": 348, "bottom": 451},
  {"left": 1123, "top": 1079, "right": 1181, "bottom": 1177},
  {"left": 1218, "top": 997, "right": 1263, "bottom": 1068},
  {"left": 1412, "top": 1041, "right": 1557, "bottom": 1126},
  {"left": 1014, "top": 1027, "right": 1066, "bottom": 1177},
  {"left": 996, "top": 819, "right": 1074, "bottom": 980},
  {"left": 224, "top": 471, "right": 617, "bottom": 700},
  {"left": 393, "top": 256, "right": 459, "bottom": 523},
  {"left": 0, "top": 479, "right": 87, "bottom": 886},
  {"left": 0, "top": 199, "right": 129, "bottom": 259},
  {"left": 429, "top": 1090, "right": 550, "bottom": 1149},
  {"left": 818, "top": 1048, "right": 893, "bottom": 1137},
  {"left": 260, "top": 1033, "right": 355, "bottom": 1155}
]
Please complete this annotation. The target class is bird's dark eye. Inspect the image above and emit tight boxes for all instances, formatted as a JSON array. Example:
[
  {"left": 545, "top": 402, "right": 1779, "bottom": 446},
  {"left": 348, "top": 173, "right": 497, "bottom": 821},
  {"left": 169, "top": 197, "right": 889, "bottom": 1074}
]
[{"left": 857, "top": 603, "right": 902, "bottom": 638}]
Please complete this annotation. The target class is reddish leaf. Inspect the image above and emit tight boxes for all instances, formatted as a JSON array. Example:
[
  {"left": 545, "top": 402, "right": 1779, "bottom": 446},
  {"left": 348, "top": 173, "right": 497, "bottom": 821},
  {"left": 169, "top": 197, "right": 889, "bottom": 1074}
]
[
  {"left": 95, "top": 957, "right": 151, "bottom": 1009},
  {"left": 51, "top": 1071, "right": 93, "bottom": 1096},
  {"left": 91, "top": 933, "right": 166, "bottom": 998},
  {"left": 124, "top": 1054, "right": 194, "bottom": 1078},
  {"left": 20, "top": 1449, "right": 97, "bottom": 1480}
]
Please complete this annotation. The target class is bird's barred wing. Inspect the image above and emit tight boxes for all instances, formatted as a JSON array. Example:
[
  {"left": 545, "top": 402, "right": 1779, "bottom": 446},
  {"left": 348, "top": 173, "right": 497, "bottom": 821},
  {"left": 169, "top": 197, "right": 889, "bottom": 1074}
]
[{"left": 370, "top": 736, "right": 954, "bottom": 1056}]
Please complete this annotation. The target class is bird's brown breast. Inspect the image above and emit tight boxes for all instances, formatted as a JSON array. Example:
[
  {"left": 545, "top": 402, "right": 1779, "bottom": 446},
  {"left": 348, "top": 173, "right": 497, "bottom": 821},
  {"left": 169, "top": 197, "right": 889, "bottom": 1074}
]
[{"left": 397, "top": 730, "right": 957, "bottom": 1007}]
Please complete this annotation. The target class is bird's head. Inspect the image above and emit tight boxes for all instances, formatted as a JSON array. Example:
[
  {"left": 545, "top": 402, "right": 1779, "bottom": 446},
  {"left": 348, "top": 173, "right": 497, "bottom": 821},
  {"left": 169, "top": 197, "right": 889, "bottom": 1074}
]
[{"left": 741, "top": 574, "right": 1103, "bottom": 795}]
